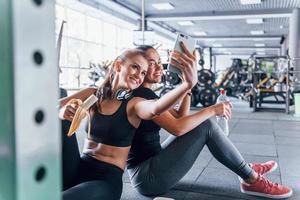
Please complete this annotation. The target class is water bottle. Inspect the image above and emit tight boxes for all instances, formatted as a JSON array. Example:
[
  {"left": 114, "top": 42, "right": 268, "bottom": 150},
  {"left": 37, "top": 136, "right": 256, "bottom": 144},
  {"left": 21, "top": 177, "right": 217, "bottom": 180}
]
[{"left": 216, "top": 89, "right": 230, "bottom": 136}]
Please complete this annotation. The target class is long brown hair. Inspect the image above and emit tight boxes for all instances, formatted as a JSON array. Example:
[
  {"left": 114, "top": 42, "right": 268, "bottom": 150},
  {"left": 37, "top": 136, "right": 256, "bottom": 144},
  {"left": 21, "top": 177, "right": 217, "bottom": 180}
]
[{"left": 95, "top": 49, "right": 147, "bottom": 111}]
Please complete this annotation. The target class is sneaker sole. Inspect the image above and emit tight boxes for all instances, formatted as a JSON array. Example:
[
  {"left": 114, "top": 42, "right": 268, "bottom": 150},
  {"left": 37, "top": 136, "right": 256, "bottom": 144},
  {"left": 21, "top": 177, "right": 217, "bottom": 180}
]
[
  {"left": 238, "top": 161, "right": 278, "bottom": 182},
  {"left": 241, "top": 187, "right": 293, "bottom": 199}
]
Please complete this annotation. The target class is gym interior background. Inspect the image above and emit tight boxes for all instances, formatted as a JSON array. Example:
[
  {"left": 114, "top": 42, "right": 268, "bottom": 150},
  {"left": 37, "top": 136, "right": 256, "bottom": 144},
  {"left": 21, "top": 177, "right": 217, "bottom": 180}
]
[{"left": 1, "top": 0, "right": 300, "bottom": 199}]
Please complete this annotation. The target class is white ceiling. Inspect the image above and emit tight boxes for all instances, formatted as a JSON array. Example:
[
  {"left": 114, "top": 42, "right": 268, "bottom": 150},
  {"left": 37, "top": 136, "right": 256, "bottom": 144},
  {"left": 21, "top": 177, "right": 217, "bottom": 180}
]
[{"left": 79, "top": 0, "right": 300, "bottom": 56}]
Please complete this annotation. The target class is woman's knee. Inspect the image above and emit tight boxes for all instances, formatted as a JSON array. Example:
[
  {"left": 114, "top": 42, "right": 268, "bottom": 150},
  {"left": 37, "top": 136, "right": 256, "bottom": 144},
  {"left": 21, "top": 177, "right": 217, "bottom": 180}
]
[
  {"left": 199, "top": 118, "right": 224, "bottom": 138},
  {"left": 196, "top": 118, "right": 218, "bottom": 132}
]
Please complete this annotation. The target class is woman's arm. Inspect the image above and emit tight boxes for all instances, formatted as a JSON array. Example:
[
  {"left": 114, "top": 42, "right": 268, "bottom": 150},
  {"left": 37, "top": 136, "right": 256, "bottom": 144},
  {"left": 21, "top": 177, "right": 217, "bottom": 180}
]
[
  {"left": 59, "top": 87, "right": 97, "bottom": 107},
  {"left": 153, "top": 102, "right": 232, "bottom": 136},
  {"left": 134, "top": 82, "right": 193, "bottom": 119},
  {"left": 58, "top": 87, "right": 97, "bottom": 121},
  {"left": 169, "top": 90, "right": 191, "bottom": 118}
]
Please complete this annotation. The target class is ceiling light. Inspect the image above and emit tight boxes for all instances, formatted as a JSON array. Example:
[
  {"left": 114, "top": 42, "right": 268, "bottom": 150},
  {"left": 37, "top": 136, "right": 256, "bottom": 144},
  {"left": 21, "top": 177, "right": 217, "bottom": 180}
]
[
  {"left": 250, "top": 30, "right": 265, "bottom": 35},
  {"left": 240, "top": 0, "right": 262, "bottom": 5},
  {"left": 177, "top": 21, "right": 194, "bottom": 26},
  {"left": 212, "top": 44, "right": 223, "bottom": 47},
  {"left": 253, "top": 38, "right": 264, "bottom": 41},
  {"left": 152, "top": 3, "right": 174, "bottom": 10},
  {"left": 194, "top": 31, "right": 207, "bottom": 36},
  {"left": 280, "top": 25, "right": 284, "bottom": 29},
  {"left": 256, "top": 48, "right": 265, "bottom": 51},
  {"left": 255, "top": 43, "right": 265, "bottom": 47},
  {"left": 206, "top": 39, "right": 216, "bottom": 42},
  {"left": 246, "top": 18, "right": 264, "bottom": 24},
  {"left": 257, "top": 51, "right": 266, "bottom": 55}
]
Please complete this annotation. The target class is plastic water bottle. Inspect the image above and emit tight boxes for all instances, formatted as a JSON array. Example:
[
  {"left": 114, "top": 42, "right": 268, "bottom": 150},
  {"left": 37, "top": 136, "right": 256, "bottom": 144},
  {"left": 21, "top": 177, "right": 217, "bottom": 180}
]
[{"left": 216, "top": 89, "right": 230, "bottom": 136}]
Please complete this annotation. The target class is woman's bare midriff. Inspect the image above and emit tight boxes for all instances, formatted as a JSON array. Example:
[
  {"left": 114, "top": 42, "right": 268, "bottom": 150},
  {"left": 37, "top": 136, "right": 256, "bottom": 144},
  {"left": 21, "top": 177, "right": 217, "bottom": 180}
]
[{"left": 82, "top": 138, "right": 130, "bottom": 170}]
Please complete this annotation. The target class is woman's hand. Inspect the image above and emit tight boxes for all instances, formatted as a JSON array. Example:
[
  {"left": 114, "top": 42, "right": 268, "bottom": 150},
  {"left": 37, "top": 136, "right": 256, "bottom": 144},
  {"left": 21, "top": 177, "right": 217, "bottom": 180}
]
[
  {"left": 169, "top": 42, "right": 198, "bottom": 88},
  {"left": 210, "top": 101, "right": 232, "bottom": 120},
  {"left": 59, "top": 99, "right": 82, "bottom": 121}
]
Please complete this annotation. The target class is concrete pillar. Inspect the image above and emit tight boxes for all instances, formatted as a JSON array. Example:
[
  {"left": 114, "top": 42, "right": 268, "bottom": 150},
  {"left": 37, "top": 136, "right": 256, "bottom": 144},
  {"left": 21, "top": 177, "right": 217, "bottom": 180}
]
[{"left": 289, "top": 8, "right": 300, "bottom": 89}]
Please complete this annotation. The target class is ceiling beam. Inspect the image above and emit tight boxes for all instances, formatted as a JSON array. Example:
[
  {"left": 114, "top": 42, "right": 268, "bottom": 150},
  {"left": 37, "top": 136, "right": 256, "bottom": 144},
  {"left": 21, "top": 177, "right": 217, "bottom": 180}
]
[
  {"left": 194, "top": 36, "right": 282, "bottom": 41},
  {"left": 213, "top": 52, "right": 280, "bottom": 56},
  {"left": 204, "top": 46, "right": 280, "bottom": 49},
  {"left": 147, "top": 9, "right": 292, "bottom": 21}
]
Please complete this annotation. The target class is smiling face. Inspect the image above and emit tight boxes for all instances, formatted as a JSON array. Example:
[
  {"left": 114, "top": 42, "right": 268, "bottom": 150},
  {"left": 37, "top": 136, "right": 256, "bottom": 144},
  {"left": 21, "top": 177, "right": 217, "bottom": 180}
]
[
  {"left": 116, "top": 54, "right": 148, "bottom": 90},
  {"left": 143, "top": 48, "right": 163, "bottom": 84}
]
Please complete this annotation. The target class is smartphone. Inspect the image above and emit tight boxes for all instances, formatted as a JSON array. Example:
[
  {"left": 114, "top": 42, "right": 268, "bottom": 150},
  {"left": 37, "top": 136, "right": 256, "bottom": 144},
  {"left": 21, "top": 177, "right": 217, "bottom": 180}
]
[{"left": 167, "top": 33, "right": 196, "bottom": 76}]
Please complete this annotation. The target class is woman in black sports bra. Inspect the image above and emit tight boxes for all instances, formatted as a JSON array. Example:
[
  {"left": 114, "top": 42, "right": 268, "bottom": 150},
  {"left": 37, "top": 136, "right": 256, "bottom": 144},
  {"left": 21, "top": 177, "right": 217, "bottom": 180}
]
[{"left": 59, "top": 47, "right": 198, "bottom": 200}]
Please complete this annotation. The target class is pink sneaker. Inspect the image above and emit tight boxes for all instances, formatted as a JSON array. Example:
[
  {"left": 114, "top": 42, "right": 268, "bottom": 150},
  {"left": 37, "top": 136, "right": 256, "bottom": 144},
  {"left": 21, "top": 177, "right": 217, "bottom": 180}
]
[
  {"left": 250, "top": 161, "right": 278, "bottom": 175},
  {"left": 241, "top": 175, "right": 293, "bottom": 199}
]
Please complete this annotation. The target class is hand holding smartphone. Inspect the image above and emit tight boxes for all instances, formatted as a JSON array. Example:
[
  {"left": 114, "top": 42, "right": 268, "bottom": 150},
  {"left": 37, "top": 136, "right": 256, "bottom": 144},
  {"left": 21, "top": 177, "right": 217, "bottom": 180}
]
[{"left": 167, "top": 33, "right": 196, "bottom": 76}]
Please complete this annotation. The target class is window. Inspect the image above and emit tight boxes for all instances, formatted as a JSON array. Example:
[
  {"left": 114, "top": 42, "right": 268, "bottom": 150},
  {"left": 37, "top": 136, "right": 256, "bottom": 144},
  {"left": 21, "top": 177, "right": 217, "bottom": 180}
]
[{"left": 55, "top": 3, "right": 134, "bottom": 91}]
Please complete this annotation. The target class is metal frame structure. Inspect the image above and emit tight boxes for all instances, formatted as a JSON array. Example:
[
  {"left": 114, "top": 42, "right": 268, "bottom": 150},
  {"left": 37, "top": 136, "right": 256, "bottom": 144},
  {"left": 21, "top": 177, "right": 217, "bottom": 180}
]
[
  {"left": 0, "top": 0, "right": 60, "bottom": 199},
  {"left": 250, "top": 56, "right": 296, "bottom": 113}
]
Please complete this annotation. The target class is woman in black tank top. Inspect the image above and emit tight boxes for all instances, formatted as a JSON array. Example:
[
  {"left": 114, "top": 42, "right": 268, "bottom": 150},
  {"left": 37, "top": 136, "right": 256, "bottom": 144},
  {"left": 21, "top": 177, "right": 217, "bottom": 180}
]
[
  {"left": 59, "top": 47, "right": 199, "bottom": 200},
  {"left": 126, "top": 46, "right": 292, "bottom": 199}
]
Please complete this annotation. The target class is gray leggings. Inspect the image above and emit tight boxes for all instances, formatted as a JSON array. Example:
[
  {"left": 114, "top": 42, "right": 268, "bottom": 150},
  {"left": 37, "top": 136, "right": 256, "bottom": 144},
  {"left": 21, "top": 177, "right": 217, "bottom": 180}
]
[{"left": 127, "top": 118, "right": 253, "bottom": 196}]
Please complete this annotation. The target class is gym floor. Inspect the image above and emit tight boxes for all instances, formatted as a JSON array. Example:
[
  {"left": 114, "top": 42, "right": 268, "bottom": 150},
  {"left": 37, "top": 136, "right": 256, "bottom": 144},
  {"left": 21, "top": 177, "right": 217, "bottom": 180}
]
[
  {"left": 74, "top": 98, "right": 300, "bottom": 200},
  {"left": 119, "top": 98, "right": 300, "bottom": 200}
]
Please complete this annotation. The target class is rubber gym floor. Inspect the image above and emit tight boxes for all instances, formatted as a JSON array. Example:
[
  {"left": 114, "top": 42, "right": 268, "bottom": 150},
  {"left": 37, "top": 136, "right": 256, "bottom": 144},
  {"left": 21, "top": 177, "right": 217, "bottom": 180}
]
[{"left": 75, "top": 98, "right": 300, "bottom": 200}]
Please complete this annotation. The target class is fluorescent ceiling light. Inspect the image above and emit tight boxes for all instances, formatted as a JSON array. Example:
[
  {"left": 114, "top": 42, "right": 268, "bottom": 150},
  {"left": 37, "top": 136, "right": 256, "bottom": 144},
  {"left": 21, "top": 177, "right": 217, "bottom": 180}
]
[
  {"left": 257, "top": 51, "right": 266, "bottom": 55},
  {"left": 206, "top": 39, "right": 216, "bottom": 42},
  {"left": 246, "top": 18, "right": 264, "bottom": 24},
  {"left": 253, "top": 38, "right": 264, "bottom": 41},
  {"left": 255, "top": 43, "right": 265, "bottom": 47},
  {"left": 177, "top": 21, "right": 194, "bottom": 26},
  {"left": 194, "top": 31, "right": 207, "bottom": 36},
  {"left": 250, "top": 30, "right": 265, "bottom": 35},
  {"left": 256, "top": 48, "right": 265, "bottom": 51},
  {"left": 240, "top": 0, "right": 262, "bottom": 5},
  {"left": 212, "top": 43, "right": 223, "bottom": 47},
  {"left": 152, "top": 3, "right": 174, "bottom": 10}
]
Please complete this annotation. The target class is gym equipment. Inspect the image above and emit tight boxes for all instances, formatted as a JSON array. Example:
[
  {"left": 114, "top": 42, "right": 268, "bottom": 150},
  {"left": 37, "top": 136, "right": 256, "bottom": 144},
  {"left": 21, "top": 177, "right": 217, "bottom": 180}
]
[
  {"left": 88, "top": 60, "right": 112, "bottom": 86},
  {"left": 191, "top": 85, "right": 201, "bottom": 107},
  {"left": 190, "top": 51, "right": 217, "bottom": 107},
  {"left": 198, "top": 87, "right": 218, "bottom": 107},
  {"left": 249, "top": 56, "right": 296, "bottom": 113},
  {"left": 198, "top": 69, "right": 215, "bottom": 87},
  {"left": 57, "top": 20, "right": 66, "bottom": 73},
  {"left": 0, "top": 1, "right": 60, "bottom": 199},
  {"left": 159, "top": 70, "right": 181, "bottom": 97},
  {"left": 294, "top": 93, "right": 300, "bottom": 117},
  {"left": 165, "top": 71, "right": 181, "bottom": 85},
  {"left": 214, "top": 58, "right": 252, "bottom": 99}
]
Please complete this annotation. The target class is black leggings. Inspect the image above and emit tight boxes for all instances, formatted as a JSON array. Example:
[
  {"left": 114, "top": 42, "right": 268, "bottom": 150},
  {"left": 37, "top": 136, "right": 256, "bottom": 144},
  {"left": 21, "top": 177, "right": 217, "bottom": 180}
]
[
  {"left": 61, "top": 120, "right": 123, "bottom": 200},
  {"left": 127, "top": 118, "right": 254, "bottom": 196}
]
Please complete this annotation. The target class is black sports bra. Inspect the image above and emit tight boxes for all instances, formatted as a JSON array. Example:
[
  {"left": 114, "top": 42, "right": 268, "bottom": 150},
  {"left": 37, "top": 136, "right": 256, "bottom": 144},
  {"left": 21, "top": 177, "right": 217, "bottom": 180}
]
[{"left": 86, "top": 99, "right": 136, "bottom": 147}]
